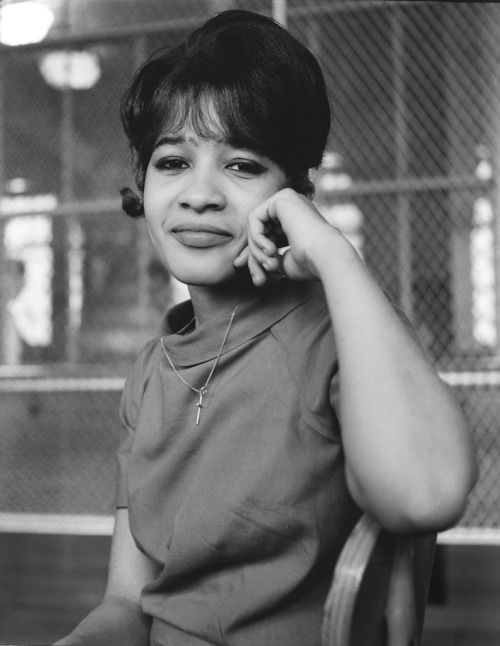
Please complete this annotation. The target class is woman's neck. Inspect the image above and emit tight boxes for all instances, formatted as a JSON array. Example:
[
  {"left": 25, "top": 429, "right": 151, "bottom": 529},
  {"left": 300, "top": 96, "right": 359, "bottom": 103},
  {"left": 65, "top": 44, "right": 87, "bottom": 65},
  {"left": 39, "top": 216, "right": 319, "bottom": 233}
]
[
  {"left": 188, "top": 284, "right": 256, "bottom": 327},
  {"left": 188, "top": 275, "right": 281, "bottom": 326}
]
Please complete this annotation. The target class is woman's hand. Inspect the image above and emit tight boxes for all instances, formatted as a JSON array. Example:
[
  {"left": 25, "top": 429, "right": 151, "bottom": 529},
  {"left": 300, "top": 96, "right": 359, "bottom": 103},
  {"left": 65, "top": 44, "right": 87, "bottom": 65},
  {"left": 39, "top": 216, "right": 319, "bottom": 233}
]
[{"left": 234, "top": 188, "right": 345, "bottom": 286}]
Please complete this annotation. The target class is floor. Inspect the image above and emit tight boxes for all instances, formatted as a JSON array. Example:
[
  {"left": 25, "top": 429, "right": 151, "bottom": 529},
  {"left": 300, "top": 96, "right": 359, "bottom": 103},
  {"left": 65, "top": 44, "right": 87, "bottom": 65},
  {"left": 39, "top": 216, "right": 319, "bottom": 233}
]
[{"left": 1, "top": 533, "right": 500, "bottom": 645}]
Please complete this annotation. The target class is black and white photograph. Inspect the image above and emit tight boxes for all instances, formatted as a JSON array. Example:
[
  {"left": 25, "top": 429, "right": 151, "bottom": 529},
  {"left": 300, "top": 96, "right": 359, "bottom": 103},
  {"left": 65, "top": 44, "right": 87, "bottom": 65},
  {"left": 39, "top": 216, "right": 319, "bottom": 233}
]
[{"left": 0, "top": 1, "right": 497, "bottom": 644}]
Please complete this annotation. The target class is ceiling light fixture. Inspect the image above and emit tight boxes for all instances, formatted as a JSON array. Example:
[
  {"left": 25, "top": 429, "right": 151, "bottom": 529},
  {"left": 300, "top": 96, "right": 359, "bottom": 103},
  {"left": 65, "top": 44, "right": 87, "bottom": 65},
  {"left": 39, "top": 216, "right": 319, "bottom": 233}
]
[
  {"left": 39, "top": 49, "right": 101, "bottom": 90},
  {"left": 0, "top": 1, "right": 55, "bottom": 46}
]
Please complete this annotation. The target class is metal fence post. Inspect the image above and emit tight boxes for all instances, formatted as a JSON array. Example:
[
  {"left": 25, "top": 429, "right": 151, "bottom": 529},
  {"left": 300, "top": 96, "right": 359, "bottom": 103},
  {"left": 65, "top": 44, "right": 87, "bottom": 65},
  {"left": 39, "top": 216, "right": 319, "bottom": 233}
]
[
  {"left": 391, "top": 8, "right": 413, "bottom": 322},
  {"left": 272, "top": 0, "right": 287, "bottom": 28}
]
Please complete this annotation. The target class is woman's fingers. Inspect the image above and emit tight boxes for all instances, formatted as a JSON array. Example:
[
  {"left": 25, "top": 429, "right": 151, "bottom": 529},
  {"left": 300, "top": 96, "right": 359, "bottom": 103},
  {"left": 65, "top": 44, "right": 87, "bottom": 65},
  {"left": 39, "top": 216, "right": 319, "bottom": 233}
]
[
  {"left": 248, "top": 225, "right": 277, "bottom": 260},
  {"left": 246, "top": 199, "right": 280, "bottom": 274},
  {"left": 244, "top": 188, "right": 332, "bottom": 284},
  {"left": 247, "top": 251, "right": 268, "bottom": 286},
  {"left": 233, "top": 245, "right": 250, "bottom": 268},
  {"left": 233, "top": 237, "right": 280, "bottom": 287},
  {"left": 247, "top": 197, "right": 279, "bottom": 252}
]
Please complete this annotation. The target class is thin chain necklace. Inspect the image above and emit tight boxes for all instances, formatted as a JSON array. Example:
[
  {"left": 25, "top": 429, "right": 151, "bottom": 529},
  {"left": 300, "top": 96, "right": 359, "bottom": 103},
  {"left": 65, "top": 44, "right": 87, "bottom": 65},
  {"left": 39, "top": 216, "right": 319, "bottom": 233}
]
[{"left": 160, "top": 306, "right": 239, "bottom": 425}]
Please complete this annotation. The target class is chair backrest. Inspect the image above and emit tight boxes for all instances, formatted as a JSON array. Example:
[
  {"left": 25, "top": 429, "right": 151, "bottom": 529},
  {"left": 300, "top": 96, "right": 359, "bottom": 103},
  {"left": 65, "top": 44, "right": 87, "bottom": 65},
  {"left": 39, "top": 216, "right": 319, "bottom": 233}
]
[{"left": 322, "top": 514, "right": 437, "bottom": 646}]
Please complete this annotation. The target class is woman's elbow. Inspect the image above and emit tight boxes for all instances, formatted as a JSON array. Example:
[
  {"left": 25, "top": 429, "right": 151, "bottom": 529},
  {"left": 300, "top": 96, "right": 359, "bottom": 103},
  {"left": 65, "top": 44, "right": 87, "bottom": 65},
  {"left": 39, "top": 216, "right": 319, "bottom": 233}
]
[
  {"left": 408, "top": 468, "right": 477, "bottom": 533},
  {"left": 388, "top": 458, "right": 478, "bottom": 534},
  {"left": 348, "top": 454, "right": 479, "bottom": 535}
]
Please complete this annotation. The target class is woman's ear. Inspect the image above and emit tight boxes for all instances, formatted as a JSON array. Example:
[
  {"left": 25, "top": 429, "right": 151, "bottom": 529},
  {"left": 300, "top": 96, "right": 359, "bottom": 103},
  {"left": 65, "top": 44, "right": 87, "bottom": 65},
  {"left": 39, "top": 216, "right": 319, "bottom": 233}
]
[
  {"left": 120, "top": 187, "right": 144, "bottom": 218},
  {"left": 289, "top": 170, "right": 315, "bottom": 200}
]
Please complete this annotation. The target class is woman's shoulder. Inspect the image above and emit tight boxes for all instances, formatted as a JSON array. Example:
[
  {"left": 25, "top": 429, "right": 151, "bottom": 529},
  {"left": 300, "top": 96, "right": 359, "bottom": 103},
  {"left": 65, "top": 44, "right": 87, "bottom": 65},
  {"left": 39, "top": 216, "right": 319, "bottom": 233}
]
[
  {"left": 128, "top": 297, "right": 194, "bottom": 381},
  {"left": 123, "top": 335, "right": 162, "bottom": 400},
  {"left": 269, "top": 281, "right": 337, "bottom": 376},
  {"left": 274, "top": 280, "right": 331, "bottom": 337},
  {"left": 119, "top": 335, "right": 162, "bottom": 430}
]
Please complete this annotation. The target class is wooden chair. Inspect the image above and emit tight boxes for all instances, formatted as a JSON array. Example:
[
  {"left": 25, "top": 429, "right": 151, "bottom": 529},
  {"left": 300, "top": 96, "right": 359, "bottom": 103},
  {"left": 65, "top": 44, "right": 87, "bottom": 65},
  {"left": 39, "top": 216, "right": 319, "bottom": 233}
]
[{"left": 322, "top": 514, "right": 437, "bottom": 646}]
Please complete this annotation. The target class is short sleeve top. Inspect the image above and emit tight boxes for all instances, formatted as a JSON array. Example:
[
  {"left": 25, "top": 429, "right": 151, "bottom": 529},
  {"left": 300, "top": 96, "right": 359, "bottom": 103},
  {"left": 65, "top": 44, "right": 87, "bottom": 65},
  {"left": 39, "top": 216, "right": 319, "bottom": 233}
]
[{"left": 116, "top": 278, "right": 361, "bottom": 646}]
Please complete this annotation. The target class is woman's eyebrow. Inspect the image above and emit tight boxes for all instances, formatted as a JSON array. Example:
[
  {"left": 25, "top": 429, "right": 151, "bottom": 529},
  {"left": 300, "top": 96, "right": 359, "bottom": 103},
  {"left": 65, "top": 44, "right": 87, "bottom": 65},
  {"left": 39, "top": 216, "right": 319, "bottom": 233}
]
[
  {"left": 153, "top": 135, "right": 186, "bottom": 149},
  {"left": 155, "top": 135, "right": 202, "bottom": 149}
]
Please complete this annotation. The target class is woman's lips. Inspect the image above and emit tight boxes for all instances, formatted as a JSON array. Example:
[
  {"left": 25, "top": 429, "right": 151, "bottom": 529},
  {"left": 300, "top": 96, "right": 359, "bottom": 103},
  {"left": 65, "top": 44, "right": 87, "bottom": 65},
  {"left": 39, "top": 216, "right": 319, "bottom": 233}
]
[{"left": 172, "top": 229, "right": 232, "bottom": 248}]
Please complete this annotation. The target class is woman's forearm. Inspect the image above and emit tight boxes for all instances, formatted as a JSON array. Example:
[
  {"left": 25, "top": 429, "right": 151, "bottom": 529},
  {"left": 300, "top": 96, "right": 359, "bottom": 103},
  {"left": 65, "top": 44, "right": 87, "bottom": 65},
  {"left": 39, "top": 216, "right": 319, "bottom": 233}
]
[
  {"left": 53, "top": 596, "right": 151, "bottom": 646},
  {"left": 313, "top": 233, "right": 477, "bottom": 533}
]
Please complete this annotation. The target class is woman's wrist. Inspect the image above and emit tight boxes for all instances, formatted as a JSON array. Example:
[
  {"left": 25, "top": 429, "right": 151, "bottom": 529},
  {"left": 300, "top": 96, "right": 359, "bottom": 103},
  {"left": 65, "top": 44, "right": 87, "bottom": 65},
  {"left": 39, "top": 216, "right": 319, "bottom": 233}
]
[{"left": 307, "top": 226, "right": 362, "bottom": 282}]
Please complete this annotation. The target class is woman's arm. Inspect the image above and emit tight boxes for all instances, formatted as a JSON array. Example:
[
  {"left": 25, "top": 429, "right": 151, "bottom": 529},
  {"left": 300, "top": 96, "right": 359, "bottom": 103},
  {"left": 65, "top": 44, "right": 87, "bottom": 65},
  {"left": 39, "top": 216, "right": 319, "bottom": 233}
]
[
  {"left": 53, "top": 508, "right": 157, "bottom": 646},
  {"left": 311, "top": 231, "right": 477, "bottom": 533},
  {"left": 240, "top": 188, "right": 478, "bottom": 534}
]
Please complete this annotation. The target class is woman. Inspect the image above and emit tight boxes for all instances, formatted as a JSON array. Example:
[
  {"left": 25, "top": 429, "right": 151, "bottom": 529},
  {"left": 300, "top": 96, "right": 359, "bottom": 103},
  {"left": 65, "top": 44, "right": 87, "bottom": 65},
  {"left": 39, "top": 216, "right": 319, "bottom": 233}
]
[{"left": 55, "top": 9, "right": 476, "bottom": 646}]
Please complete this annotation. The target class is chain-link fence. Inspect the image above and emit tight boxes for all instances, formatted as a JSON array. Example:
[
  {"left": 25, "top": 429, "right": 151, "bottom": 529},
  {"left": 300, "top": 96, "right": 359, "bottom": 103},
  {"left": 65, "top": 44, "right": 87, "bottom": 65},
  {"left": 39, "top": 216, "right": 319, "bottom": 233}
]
[{"left": 0, "top": 0, "right": 499, "bottom": 533}]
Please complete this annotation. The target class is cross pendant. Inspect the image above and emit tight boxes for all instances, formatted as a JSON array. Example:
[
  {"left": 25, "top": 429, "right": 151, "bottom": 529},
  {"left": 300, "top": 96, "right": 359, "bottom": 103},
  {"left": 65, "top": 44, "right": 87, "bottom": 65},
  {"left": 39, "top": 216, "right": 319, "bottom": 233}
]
[{"left": 196, "top": 386, "right": 208, "bottom": 425}]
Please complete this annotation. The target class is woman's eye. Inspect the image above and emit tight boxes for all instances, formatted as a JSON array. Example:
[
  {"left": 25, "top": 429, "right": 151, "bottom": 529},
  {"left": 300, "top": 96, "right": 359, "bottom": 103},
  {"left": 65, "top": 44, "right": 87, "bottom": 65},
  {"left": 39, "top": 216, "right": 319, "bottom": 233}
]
[
  {"left": 228, "top": 161, "right": 266, "bottom": 176},
  {"left": 155, "top": 158, "right": 188, "bottom": 172}
]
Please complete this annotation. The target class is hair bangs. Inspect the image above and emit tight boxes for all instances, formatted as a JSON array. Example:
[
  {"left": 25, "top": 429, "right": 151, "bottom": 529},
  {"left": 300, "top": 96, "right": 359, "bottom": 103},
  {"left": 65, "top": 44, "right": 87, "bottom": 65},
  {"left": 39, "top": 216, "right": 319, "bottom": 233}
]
[{"left": 152, "top": 81, "right": 267, "bottom": 158}]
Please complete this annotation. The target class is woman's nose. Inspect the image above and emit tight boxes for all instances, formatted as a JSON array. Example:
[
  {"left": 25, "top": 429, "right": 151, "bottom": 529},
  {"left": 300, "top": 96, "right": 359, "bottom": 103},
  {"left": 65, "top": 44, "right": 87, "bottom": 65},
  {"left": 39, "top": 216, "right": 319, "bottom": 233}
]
[{"left": 179, "top": 169, "right": 226, "bottom": 213}]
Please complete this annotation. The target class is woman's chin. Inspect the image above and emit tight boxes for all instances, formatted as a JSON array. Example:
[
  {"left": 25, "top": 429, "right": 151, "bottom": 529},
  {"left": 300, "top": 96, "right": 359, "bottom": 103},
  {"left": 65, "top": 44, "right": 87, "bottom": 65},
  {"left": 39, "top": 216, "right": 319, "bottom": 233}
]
[{"left": 169, "top": 264, "right": 250, "bottom": 289}]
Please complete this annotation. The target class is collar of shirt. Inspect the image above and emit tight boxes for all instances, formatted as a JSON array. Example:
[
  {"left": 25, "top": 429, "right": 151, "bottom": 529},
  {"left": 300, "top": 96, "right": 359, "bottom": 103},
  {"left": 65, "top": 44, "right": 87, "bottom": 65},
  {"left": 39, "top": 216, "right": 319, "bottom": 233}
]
[{"left": 161, "top": 278, "right": 318, "bottom": 367}]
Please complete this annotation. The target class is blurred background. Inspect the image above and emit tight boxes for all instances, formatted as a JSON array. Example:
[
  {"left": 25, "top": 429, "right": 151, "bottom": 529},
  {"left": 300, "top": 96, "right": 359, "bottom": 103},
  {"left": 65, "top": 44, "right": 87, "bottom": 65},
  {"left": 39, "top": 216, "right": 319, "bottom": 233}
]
[{"left": 0, "top": 0, "right": 499, "bottom": 643}]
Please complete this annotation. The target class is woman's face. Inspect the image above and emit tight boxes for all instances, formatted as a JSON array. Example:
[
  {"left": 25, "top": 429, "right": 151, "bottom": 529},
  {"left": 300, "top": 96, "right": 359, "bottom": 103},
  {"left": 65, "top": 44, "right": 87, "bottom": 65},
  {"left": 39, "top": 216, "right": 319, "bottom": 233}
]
[{"left": 143, "top": 122, "right": 287, "bottom": 287}]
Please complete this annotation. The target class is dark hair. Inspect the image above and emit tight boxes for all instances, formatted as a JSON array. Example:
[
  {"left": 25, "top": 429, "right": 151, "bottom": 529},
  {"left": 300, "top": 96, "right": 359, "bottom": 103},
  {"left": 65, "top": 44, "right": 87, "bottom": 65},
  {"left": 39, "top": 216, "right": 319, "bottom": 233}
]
[{"left": 120, "top": 9, "right": 331, "bottom": 217}]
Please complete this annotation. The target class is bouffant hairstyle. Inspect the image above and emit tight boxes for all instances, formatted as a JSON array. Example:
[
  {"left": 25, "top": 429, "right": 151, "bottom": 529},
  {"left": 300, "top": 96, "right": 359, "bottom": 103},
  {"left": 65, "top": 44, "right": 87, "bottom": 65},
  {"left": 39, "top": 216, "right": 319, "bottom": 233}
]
[{"left": 120, "top": 9, "right": 331, "bottom": 217}]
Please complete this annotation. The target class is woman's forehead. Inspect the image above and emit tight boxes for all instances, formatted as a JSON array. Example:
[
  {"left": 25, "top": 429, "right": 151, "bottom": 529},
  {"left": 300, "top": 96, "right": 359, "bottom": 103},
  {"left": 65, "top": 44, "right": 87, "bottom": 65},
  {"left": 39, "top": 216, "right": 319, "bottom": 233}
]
[
  {"left": 159, "top": 93, "right": 229, "bottom": 141},
  {"left": 149, "top": 89, "right": 267, "bottom": 158}
]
